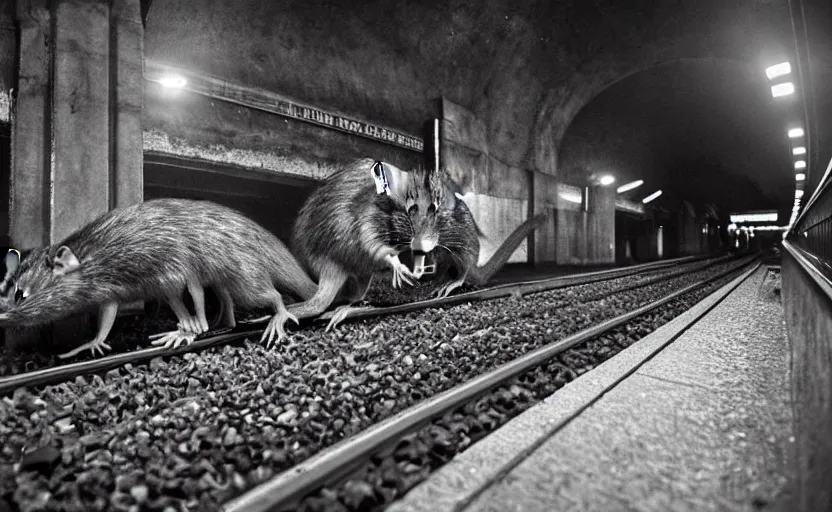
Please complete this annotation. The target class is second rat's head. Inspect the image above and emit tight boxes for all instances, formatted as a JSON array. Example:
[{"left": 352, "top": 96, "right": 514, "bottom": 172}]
[{"left": 13, "top": 245, "right": 83, "bottom": 305}]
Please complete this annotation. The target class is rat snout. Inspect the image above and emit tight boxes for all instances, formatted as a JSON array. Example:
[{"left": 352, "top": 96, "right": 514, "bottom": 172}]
[{"left": 410, "top": 238, "right": 436, "bottom": 254}]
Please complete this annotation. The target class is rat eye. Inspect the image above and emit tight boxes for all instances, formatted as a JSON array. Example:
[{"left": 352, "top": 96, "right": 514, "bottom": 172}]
[
  {"left": 408, "top": 204, "right": 419, "bottom": 216},
  {"left": 428, "top": 203, "right": 437, "bottom": 214},
  {"left": 14, "top": 287, "right": 24, "bottom": 303}
]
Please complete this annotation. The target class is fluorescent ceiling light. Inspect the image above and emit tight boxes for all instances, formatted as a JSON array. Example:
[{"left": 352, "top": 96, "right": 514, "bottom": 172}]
[
  {"left": 642, "top": 190, "right": 662, "bottom": 204},
  {"left": 599, "top": 175, "right": 616, "bottom": 186},
  {"left": 796, "top": 173, "right": 806, "bottom": 181},
  {"left": 616, "top": 180, "right": 643, "bottom": 193},
  {"left": 793, "top": 146, "right": 806, "bottom": 155},
  {"left": 766, "top": 62, "right": 792, "bottom": 80},
  {"left": 158, "top": 75, "right": 187, "bottom": 88},
  {"left": 788, "top": 128, "right": 805, "bottom": 138},
  {"left": 795, "top": 160, "right": 807, "bottom": 169},
  {"left": 771, "top": 82, "right": 795, "bottom": 97}
]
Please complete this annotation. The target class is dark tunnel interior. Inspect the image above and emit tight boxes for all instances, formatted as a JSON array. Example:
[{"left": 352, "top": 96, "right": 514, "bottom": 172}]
[{"left": 560, "top": 58, "right": 795, "bottom": 224}]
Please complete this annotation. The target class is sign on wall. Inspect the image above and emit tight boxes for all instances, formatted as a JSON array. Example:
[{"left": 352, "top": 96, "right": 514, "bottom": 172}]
[{"left": 144, "top": 60, "right": 424, "bottom": 153}]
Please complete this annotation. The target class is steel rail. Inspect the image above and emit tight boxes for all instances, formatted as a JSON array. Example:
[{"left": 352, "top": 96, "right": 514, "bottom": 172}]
[
  {"left": 309, "top": 253, "right": 738, "bottom": 324},
  {"left": 221, "top": 258, "right": 760, "bottom": 512},
  {"left": 0, "top": 253, "right": 738, "bottom": 396}
]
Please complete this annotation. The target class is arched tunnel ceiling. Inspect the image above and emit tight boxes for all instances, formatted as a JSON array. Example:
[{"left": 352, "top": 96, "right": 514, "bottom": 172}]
[
  {"left": 559, "top": 58, "right": 796, "bottom": 222},
  {"left": 145, "top": 0, "right": 800, "bottom": 217}
]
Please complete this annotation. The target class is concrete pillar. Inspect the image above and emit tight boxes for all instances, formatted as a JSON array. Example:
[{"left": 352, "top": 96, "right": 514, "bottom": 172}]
[
  {"left": 11, "top": 0, "right": 51, "bottom": 251},
  {"left": 7, "top": 0, "right": 144, "bottom": 350},
  {"left": 586, "top": 184, "right": 615, "bottom": 264},
  {"left": 112, "top": 0, "right": 144, "bottom": 207}
]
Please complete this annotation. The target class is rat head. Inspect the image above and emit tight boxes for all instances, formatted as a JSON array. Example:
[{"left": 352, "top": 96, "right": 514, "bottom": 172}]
[
  {"left": 13, "top": 245, "right": 82, "bottom": 305},
  {"left": 385, "top": 164, "right": 457, "bottom": 277}
]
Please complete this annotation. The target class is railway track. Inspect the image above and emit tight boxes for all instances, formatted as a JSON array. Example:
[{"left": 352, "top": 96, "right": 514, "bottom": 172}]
[
  {"left": 0, "top": 253, "right": 726, "bottom": 394},
  {"left": 0, "top": 253, "right": 756, "bottom": 512},
  {"left": 222, "top": 256, "right": 759, "bottom": 512}
]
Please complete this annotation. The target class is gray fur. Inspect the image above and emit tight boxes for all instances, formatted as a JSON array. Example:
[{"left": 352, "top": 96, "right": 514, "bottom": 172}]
[
  {"left": 434, "top": 195, "right": 550, "bottom": 287},
  {"left": 0, "top": 199, "right": 318, "bottom": 329},
  {"left": 287, "top": 157, "right": 448, "bottom": 323}
]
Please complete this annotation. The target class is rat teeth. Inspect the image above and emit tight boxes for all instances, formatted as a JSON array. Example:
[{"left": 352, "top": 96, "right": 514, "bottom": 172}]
[
  {"left": 412, "top": 254, "right": 426, "bottom": 279},
  {"left": 411, "top": 254, "right": 436, "bottom": 278}
]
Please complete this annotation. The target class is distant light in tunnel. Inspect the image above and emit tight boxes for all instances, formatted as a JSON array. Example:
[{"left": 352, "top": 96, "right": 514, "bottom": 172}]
[
  {"left": 158, "top": 75, "right": 188, "bottom": 89},
  {"left": 599, "top": 175, "right": 616, "bottom": 186},
  {"left": 730, "top": 213, "right": 778, "bottom": 223},
  {"left": 795, "top": 160, "right": 807, "bottom": 169},
  {"left": 788, "top": 128, "right": 805, "bottom": 138},
  {"left": 771, "top": 82, "right": 795, "bottom": 97},
  {"left": 765, "top": 62, "right": 792, "bottom": 80},
  {"left": 796, "top": 173, "right": 806, "bottom": 181},
  {"left": 616, "top": 180, "right": 644, "bottom": 193},
  {"left": 793, "top": 146, "right": 806, "bottom": 155},
  {"left": 642, "top": 190, "right": 662, "bottom": 204},
  {"left": 796, "top": 190, "right": 804, "bottom": 198}
]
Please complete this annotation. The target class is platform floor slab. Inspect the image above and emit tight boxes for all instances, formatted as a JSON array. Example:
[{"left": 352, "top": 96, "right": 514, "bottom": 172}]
[{"left": 390, "top": 266, "right": 793, "bottom": 512}]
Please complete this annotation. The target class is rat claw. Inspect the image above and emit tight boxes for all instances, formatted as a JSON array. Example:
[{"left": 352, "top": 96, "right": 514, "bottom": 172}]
[
  {"left": 435, "top": 278, "right": 464, "bottom": 299},
  {"left": 57, "top": 338, "right": 112, "bottom": 360},
  {"left": 286, "top": 311, "right": 299, "bottom": 326},
  {"left": 150, "top": 328, "right": 197, "bottom": 349},
  {"left": 260, "top": 313, "right": 290, "bottom": 349},
  {"left": 326, "top": 305, "right": 355, "bottom": 332}
]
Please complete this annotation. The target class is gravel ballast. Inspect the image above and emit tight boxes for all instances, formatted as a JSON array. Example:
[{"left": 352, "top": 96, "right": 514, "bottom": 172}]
[
  {"left": 0, "top": 256, "right": 731, "bottom": 378},
  {"left": 0, "top": 258, "right": 750, "bottom": 511}
]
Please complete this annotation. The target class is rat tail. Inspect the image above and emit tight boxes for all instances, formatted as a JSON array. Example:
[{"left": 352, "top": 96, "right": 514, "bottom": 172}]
[{"left": 466, "top": 212, "right": 549, "bottom": 286}]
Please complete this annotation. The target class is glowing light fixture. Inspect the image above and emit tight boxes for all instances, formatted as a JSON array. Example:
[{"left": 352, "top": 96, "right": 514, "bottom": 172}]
[
  {"left": 771, "top": 82, "right": 795, "bottom": 97},
  {"left": 796, "top": 173, "right": 806, "bottom": 181},
  {"left": 788, "top": 128, "right": 805, "bottom": 138},
  {"left": 766, "top": 62, "right": 792, "bottom": 80},
  {"left": 599, "top": 175, "right": 616, "bottom": 186},
  {"left": 793, "top": 146, "right": 806, "bottom": 155},
  {"left": 616, "top": 180, "right": 643, "bottom": 193},
  {"left": 796, "top": 190, "right": 804, "bottom": 198},
  {"left": 795, "top": 160, "right": 807, "bottom": 169},
  {"left": 158, "top": 75, "right": 187, "bottom": 89},
  {"left": 729, "top": 213, "right": 778, "bottom": 223},
  {"left": 642, "top": 190, "right": 662, "bottom": 204}
]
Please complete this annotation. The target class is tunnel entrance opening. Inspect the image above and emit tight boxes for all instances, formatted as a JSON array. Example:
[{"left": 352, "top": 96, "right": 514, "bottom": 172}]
[{"left": 143, "top": 154, "right": 317, "bottom": 245}]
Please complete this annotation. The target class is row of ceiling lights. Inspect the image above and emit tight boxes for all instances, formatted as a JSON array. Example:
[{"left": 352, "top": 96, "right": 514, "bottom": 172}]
[
  {"left": 765, "top": 61, "right": 804, "bottom": 230},
  {"left": 590, "top": 176, "right": 662, "bottom": 204}
]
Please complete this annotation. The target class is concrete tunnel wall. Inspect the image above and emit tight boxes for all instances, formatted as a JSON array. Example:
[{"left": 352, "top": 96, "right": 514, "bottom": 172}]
[{"left": 0, "top": 0, "right": 777, "bottom": 264}]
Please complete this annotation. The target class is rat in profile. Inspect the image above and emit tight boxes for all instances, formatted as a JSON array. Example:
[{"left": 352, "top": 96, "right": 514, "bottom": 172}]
[
  {"left": 0, "top": 199, "right": 316, "bottom": 358},
  {"left": 277, "top": 157, "right": 452, "bottom": 330}
]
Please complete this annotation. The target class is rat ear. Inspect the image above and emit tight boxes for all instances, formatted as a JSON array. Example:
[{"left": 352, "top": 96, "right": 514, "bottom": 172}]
[
  {"left": 380, "top": 162, "right": 410, "bottom": 202},
  {"left": 52, "top": 246, "right": 81, "bottom": 276},
  {"left": 5, "top": 250, "right": 20, "bottom": 275}
]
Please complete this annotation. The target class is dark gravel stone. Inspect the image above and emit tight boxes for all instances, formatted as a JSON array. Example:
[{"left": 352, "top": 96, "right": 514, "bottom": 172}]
[
  {"left": 0, "top": 257, "right": 749, "bottom": 511},
  {"left": 19, "top": 444, "right": 62, "bottom": 475}
]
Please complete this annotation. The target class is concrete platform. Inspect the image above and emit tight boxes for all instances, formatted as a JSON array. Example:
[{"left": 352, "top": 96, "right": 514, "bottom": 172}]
[{"left": 389, "top": 266, "right": 794, "bottom": 512}]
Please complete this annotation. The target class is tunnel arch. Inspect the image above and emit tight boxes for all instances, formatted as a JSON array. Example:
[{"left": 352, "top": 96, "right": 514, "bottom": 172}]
[
  {"left": 554, "top": 56, "right": 756, "bottom": 172},
  {"left": 553, "top": 55, "right": 795, "bottom": 220}
]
